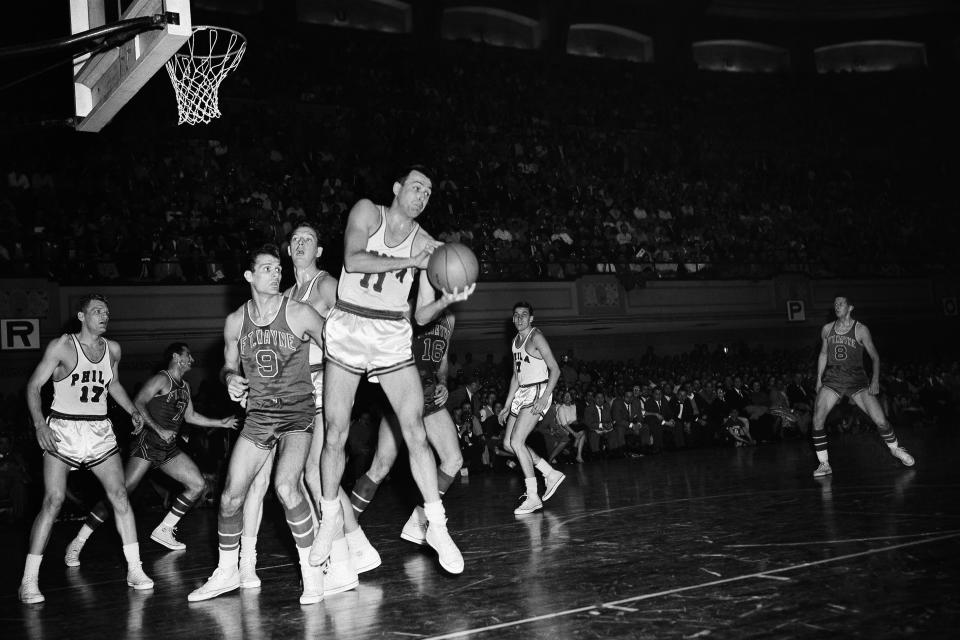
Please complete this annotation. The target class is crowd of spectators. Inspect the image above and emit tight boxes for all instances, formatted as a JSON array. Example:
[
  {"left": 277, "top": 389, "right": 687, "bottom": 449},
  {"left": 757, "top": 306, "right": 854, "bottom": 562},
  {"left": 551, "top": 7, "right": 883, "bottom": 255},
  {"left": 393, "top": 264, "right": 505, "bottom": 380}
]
[
  {"left": 2, "top": 344, "right": 956, "bottom": 520},
  {"left": 2, "top": 23, "right": 958, "bottom": 284}
]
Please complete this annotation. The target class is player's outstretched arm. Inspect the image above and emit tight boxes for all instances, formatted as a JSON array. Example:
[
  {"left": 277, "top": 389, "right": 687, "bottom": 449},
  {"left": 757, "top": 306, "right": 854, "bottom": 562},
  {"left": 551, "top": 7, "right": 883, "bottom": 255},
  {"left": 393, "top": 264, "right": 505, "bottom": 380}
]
[
  {"left": 183, "top": 388, "right": 238, "bottom": 430},
  {"left": 414, "top": 271, "right": 475, "bottom": 326}
]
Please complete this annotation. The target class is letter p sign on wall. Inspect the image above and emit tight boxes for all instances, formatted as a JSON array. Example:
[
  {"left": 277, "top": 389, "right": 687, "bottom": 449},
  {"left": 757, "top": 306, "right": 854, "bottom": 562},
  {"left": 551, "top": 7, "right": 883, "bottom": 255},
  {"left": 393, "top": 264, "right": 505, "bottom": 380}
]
[
  {"left": 786, "top": 300, "right": 806, "bottom": 322},
  {"left": 1, "top": 319, "right": 40, "bottom": 350}
]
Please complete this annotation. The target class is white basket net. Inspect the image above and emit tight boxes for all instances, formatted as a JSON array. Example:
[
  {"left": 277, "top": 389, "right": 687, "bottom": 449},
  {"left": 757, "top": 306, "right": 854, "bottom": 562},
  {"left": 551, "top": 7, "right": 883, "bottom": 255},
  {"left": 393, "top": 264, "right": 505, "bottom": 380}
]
[{"left": 165, "top": 26, "right": 246, "bottom": 125}]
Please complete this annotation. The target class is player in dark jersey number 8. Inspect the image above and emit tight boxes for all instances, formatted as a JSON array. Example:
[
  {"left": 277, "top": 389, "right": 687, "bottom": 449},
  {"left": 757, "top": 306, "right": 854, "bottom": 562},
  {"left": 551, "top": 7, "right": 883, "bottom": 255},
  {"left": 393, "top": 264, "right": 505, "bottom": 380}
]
[{"left": 810, "top": 296, "right": 916, "bottom": 478}]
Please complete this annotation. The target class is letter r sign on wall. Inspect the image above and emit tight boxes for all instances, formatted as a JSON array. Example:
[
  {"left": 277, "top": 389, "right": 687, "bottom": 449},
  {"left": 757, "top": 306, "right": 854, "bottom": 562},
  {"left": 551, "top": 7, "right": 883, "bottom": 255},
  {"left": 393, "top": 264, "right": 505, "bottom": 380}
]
[{"left": 1, "top": 319, "right": 40, "bottom": 350}]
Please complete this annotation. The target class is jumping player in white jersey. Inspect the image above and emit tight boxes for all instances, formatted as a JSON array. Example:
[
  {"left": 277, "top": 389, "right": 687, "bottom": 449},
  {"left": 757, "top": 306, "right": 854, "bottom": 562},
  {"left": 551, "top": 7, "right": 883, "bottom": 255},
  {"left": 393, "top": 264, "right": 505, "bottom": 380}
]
[
  {"left": 498, "top": 301, "right": 566, "bottom": 515},
  {"left": 311, "top": 166, "right": 464, "bottom": 575},
  {"left": 19, "top": 294, "right": 152, "bottom": 604},
  {"left": 349, "top": 273, "right": 475, "bottom": 549},
  {"left": 63, "top": 342, "right": 237, "bottom": 565},
  {"left": 810, "top": 296, "right": 915, "bottom": 477}
]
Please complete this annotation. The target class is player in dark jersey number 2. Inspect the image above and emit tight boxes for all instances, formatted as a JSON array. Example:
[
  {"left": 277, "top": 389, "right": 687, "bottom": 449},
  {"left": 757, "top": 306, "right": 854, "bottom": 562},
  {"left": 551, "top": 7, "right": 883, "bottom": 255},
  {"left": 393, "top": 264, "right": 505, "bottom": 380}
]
[{"left": 810, "top": 296, "right": 915, "bottom": 478}]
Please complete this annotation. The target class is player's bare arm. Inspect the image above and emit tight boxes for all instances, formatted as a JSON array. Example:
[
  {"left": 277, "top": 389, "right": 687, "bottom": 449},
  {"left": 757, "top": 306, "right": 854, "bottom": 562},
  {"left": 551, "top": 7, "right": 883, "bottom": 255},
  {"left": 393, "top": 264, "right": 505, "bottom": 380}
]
[
  {"left": 106, "top": 340, "right": 144, "bottom": 431},
  {"left": 287, "top": 300, "right": 326, "bottom": 349},
  {"left": 221, "top": 306, "right": 249, "bottom": 401},
  {"left": 815, "top": 323, "right": 831, "bottom": 390},
  {"left": 343, "top": 199, "right": 437, "bottom": 274},
  {"left": 414, "top": 271, "right": 475, "bottom": 326},
  {"left": 858, "top": 323, "right": 882, "bottom": 394},
  {"left": 432, "top": 314, "right": 454, "bottom": 407},
  {"left": 311, "top": 274, "right": 338, "bottom": 318},
  {"left": 499, "top": 370, "right": 520, "bottom": 424},
  {"left": 134, "top": 373, "right": 172, "bottom": 437},
  {"left": 26, "top": 335, "right": 73, "bottom": 452},
  {"left": 184, "top": 390, "right": 238, "bottom": 430},
  {"left": 530, "top": 331, "right": 561, "bottom": 414}
]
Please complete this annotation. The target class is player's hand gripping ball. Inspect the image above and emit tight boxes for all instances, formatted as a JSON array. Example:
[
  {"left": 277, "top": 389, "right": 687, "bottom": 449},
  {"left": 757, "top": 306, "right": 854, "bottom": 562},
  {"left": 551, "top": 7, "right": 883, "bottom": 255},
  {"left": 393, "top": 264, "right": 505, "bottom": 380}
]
[{"left": 427, "top": 242, "right": 479, "bottom": 293}]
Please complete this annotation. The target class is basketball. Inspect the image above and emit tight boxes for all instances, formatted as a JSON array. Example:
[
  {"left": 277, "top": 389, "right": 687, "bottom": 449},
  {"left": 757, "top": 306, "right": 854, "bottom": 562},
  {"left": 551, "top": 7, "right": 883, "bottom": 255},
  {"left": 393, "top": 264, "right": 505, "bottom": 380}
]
[{"left": 427, "top": 243, "right": 479, "bottom": 292}]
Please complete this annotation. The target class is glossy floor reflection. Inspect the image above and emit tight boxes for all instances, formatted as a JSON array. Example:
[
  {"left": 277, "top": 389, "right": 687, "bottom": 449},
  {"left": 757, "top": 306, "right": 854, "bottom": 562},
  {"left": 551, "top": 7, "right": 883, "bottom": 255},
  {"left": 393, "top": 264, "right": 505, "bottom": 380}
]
[{"left": 3, "top": 428, "right": 959, "bottom": 639}]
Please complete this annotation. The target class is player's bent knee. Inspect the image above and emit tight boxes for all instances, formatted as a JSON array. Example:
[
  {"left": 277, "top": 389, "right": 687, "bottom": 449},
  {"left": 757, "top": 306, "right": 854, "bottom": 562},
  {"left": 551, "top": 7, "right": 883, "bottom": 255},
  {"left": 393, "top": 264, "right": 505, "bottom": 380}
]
[
  {"left": 186, "top": 477, "right": 206, "bottom": 499},
  {"left": 443, "top": 453, "right": 463, "bottom": 475},
  {"left": 273, "top": 480, "right": 303, "bottom": 508}
]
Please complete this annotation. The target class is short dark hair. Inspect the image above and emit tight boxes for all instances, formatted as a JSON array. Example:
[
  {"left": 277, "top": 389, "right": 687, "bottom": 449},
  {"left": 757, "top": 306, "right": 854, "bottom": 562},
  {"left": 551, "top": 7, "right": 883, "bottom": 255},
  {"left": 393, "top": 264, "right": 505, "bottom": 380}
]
[
  {"left": 163, "top": 342, "right": 189, "bottom": 366},
  {"left": 513, "top": 301, "right": 533, "bottom": 315},
  {"left": 248, "top": 243, "right": 280, "bottom": 271},
  {"left": 289, "top": 223, "right": 320, "bottom": 244},
  {"left": 397, "top": 164, "right": 434, "bottom": 185},
  {"left": 76, "top": 293, "right": 108, "bottom": 315}
]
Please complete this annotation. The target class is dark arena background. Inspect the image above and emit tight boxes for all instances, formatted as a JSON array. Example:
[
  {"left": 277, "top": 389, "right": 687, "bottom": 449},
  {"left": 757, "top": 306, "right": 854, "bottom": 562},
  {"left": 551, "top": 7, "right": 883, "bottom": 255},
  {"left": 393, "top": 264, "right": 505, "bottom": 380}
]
[{"left": 1, "top": 1, "right": 959, "bottom": 638}]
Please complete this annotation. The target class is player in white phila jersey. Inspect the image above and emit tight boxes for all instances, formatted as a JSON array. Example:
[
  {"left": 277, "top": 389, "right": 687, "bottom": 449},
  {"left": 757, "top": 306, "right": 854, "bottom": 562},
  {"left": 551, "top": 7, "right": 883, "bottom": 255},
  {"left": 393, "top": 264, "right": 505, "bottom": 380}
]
[
  {"left": 19, "top": 293, "right": 152, "bottom": 604},
  {"left": 311, "top": 166, "right": 464, "bottom": 575},
  {"left": 498, "top": 301, "right": 566, "bottom": 515}
]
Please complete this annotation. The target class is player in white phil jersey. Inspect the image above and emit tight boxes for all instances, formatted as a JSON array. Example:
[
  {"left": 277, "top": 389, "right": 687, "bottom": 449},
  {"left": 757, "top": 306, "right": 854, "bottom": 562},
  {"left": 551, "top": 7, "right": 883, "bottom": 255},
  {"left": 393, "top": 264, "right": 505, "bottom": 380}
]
[
  {"left": 498, "top": 301, "right": 566, "bottom": 515},
  {"left": 19, "top": 293, "right": 152, "bottom": 604}
]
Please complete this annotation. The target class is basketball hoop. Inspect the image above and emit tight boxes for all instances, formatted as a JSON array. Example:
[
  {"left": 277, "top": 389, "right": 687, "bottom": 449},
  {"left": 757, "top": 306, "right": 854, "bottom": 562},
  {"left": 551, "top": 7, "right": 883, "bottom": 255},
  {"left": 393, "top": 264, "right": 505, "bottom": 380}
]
[{"left": 165, "top": 26, "right": 246, "bottom": 125}]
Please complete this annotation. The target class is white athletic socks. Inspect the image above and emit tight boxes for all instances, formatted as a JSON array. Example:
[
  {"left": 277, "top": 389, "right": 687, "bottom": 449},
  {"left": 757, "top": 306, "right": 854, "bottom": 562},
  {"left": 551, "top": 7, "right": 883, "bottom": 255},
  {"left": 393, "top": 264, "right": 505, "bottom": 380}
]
[
  {"left": 886, "top": 440, "right": 900, "bottom": 451},
  {"left": 122, "top": 543, "right": 142, "bottom": 567},
  {"left": 23, "top": 553, "right": 42, "bottom": 580},
  {"left": 524, "top": 477, "right": 538, "bottom": 498},
  {"left": 816, "top": 450, "right": 829, "bottom": 463},
  {"left": 219, "top": 548, "right": 240, "bottom": 571},
  {"left": 423, "top": 501, "right": 446, "bottom": 524},
  {"left": 76, "top": 524, "right": 94, "bottom": 543},
  {"left": 534, "top": 458, "right": 555, "bottom": 476}
]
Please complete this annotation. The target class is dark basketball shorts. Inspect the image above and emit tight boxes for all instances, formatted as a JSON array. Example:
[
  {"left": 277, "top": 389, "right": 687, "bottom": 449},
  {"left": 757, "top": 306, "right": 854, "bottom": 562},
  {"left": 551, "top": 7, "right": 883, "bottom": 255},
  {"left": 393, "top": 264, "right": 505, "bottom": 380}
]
[
  {"left": 241, "top": 394, "right": 314, "bottom": 450},
  {"left": 821, "top": 365, "right": 870, "bottom": 398},
  {"left": 130, "top": 428, "right": 183, "bottom": 468},
  {"left": 45, "top": 413, "right": 119, "bottom": 470}
]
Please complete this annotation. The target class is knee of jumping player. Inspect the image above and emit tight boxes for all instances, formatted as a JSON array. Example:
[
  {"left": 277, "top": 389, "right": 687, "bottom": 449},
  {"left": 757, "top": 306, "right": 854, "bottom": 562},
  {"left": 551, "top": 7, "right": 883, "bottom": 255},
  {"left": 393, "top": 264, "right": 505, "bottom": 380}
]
[
  {"left": 41, "top": 488, "right": 66, "bottom": 515},
  {"left": 105, "top": 487, "right": 131, "bottom": 517}
]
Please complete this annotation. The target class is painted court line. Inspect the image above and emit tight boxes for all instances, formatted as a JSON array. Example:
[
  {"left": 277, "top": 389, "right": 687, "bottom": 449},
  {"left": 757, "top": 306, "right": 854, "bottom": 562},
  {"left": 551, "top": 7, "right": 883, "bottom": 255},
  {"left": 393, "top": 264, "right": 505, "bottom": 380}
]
[
  {"left": 422, "top": 532, "right": 960, "bottom": 640},
  {"left": 727, "top": 528, "right": 960, "bottom": 548}
]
